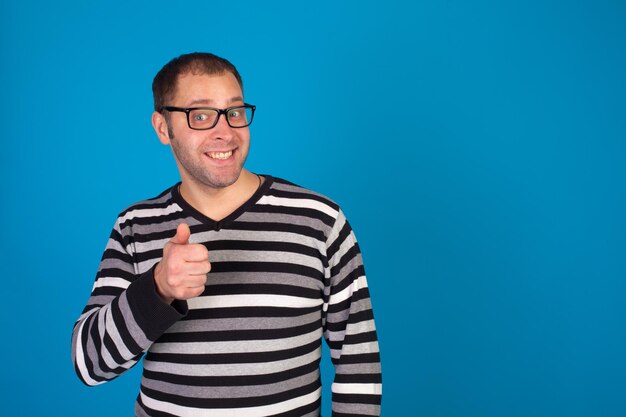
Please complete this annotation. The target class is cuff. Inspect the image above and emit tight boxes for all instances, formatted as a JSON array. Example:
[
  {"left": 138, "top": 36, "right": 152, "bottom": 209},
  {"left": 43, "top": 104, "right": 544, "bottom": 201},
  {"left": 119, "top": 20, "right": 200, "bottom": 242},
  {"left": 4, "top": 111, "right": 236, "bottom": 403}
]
[{"left": 124, "top": 264, "right": 188, "bottom": 341}]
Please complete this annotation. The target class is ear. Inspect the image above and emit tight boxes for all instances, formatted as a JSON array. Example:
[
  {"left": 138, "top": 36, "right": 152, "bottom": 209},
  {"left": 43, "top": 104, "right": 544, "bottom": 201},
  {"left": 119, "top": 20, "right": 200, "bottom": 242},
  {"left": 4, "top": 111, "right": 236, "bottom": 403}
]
[{"left": 152, "top": 111, "right": 171, "bottom": 145}]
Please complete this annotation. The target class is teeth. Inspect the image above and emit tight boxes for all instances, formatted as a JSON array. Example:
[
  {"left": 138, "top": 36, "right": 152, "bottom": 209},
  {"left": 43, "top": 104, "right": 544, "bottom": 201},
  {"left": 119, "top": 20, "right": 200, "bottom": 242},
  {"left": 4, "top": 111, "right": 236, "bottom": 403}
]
[{"left": 207, "top": 151, "right": 232, "bottom": 160}]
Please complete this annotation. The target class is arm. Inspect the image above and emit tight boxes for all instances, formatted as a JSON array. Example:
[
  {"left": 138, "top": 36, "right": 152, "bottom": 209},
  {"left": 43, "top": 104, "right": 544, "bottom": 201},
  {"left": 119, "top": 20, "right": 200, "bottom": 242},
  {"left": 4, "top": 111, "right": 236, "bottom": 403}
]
[
  {"left": 323, "top": 210, "right": 382, "bottom": 417},
  {"left": 71, "top": 218, "right": 187, "bottom": 386}
]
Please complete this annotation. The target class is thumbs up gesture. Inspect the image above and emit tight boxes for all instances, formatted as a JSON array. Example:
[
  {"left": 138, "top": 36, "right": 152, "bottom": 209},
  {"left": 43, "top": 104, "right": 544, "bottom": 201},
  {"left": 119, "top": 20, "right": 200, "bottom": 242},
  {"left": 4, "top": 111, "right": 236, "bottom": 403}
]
[{"left": 154, "top": 223, "right": 211, "bottom": 304}]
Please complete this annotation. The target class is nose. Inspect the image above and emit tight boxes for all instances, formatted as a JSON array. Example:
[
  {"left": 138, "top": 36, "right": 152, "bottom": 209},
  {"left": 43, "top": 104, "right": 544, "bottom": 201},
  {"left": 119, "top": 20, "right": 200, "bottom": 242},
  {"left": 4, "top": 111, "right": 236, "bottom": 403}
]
[{"left": 211, "top": 112, "right": 235, "bottom": 139}]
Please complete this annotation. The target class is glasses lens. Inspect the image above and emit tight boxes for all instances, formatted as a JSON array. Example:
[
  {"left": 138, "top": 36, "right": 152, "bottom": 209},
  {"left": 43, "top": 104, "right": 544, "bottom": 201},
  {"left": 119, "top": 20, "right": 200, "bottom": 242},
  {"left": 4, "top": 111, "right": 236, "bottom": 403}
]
[
  {"left": 227, "top": 106, "right": 254, "bottom": 127},
  {"left": 188, "top": 109, "right": 218, "bottom": 129}
]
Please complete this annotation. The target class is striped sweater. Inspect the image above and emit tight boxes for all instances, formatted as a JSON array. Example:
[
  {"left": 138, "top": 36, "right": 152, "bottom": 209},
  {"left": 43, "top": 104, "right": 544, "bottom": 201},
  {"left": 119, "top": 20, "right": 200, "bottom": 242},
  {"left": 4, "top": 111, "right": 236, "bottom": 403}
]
[{"left": 72, "top": 176, "right": 382, "bottom": 416}]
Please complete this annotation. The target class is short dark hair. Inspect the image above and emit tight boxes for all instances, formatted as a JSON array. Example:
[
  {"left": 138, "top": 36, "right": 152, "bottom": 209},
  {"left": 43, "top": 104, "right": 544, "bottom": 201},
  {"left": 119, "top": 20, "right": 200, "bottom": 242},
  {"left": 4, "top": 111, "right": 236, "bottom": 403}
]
[{"left": 152, "top": 52, "right": 243, "bottom": 111}]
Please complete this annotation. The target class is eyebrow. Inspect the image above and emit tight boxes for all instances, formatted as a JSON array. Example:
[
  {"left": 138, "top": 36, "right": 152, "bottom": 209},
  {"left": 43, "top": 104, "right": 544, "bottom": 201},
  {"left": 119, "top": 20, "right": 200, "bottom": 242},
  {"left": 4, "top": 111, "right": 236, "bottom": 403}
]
[{"left": 187, "top": 96, "right": 244, "bottom": 107}]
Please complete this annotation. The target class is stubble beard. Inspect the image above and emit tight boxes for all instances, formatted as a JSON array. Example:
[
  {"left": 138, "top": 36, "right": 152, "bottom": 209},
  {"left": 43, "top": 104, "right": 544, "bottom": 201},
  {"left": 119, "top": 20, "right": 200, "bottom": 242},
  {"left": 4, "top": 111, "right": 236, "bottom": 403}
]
[{"left": 169, "top": 130, "right": 246, "bottom": 190}]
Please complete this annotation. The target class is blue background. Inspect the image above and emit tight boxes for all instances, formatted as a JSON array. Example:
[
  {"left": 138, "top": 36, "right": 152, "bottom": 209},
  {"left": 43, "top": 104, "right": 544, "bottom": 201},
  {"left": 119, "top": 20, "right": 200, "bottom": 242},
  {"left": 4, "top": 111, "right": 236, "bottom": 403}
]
[{"left": 1, "top": 1, "right": 625, "bottom": 416}]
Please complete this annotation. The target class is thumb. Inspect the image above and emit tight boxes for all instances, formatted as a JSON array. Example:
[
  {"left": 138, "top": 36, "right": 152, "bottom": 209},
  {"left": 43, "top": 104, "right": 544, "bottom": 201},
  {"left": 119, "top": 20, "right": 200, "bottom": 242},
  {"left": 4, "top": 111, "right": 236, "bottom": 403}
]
[{"left": 170, "top": 223, "right": 191, "bottom": 245}]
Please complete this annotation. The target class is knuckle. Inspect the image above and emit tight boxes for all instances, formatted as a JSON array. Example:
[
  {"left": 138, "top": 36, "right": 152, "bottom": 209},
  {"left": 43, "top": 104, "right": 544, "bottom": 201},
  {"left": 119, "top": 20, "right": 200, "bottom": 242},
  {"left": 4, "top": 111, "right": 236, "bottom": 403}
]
[
  {"left": 167, "top": 262, "right": 182, "bottom": 276},
  {"left": 193, "top": 246, "right": 208, "bottom": 259},
  {"left": 166, "top": 276, "right": 180, "bottom": 287}
]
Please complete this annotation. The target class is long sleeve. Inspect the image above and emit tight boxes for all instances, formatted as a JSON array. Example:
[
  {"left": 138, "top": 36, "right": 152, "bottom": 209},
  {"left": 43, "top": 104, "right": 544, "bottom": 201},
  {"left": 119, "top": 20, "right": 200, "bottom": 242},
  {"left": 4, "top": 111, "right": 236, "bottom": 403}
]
[
  {"left": 323, "top": 210, "right": 382, "bottom": 417},
  {"left": 71, "top": 217, "right": 186, "bottom": 386}
]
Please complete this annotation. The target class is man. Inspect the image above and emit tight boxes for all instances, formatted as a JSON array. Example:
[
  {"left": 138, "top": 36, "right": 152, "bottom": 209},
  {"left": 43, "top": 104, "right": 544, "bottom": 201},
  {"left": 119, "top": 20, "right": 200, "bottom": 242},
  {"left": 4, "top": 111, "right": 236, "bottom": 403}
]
[{"left": 72, "top": 52, "right": 382, "bottom": 417}]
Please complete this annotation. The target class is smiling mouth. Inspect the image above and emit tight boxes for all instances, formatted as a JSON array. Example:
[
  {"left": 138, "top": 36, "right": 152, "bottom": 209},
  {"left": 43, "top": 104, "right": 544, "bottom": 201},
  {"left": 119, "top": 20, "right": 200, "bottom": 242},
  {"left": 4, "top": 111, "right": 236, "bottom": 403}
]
[{"left": 206, "top": 150, "right": 233, "bottom": 160}]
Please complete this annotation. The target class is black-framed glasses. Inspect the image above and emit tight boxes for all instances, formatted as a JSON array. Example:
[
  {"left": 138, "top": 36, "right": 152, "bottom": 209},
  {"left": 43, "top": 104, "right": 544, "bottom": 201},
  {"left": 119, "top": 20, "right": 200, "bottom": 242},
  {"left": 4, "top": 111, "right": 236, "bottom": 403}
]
[{"left": 160, "top": 104, "right": 256, "bottom": 130}]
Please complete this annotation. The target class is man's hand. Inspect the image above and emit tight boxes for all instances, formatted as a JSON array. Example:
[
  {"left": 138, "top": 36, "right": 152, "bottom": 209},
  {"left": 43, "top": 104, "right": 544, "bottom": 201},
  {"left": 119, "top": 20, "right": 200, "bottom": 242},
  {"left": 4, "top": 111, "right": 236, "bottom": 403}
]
[{"left": 154, "top": 223, "right": 210, "bottom": 304}]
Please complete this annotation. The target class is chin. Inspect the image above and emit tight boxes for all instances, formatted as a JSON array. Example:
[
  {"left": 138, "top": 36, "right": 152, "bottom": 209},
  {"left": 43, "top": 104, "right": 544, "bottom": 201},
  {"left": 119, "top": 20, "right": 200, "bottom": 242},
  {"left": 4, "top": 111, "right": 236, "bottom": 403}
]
[{"left": 205, "top": 172, "right": 242, "bottom": 189}]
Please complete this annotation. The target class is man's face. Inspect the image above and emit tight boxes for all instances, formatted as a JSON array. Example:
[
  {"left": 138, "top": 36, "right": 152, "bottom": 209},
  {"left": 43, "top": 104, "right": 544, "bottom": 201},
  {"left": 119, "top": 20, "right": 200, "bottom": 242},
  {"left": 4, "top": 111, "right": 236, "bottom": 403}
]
[{"left": 155, "top": 72, "right": 251, "bottom": 190}]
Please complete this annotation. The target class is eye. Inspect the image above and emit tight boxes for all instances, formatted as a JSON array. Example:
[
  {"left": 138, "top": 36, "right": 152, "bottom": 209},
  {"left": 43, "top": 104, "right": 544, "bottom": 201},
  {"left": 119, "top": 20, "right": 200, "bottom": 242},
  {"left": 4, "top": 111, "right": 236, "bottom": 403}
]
[
  {"left": 228, "top": 109, "right": 242, "bottom": 119},
  {"left": 193, "top": 113, "right": 209, "bottom": 121}
]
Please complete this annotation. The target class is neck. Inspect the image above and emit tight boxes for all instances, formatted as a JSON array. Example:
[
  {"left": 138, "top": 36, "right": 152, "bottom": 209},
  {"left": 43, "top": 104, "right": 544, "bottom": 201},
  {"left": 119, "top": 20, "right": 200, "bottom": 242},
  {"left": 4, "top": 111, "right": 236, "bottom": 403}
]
[{"left": 179, "top": 170, "right": 261, "bottom": 221}]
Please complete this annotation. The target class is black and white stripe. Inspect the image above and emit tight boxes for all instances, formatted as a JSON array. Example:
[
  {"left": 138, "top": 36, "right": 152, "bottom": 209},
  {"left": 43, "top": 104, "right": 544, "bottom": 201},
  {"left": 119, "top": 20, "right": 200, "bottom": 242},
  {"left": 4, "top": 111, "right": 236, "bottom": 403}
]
[{"left": 72, "top": 176, "right": 382, "bottom": 416}]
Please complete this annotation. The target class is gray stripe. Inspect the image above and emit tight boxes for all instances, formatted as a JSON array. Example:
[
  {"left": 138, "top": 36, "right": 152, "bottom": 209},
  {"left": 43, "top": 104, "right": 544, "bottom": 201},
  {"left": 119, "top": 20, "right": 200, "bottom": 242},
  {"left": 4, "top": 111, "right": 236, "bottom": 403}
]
[
  {"left": 133, "top": 228, "right": 326, "bottom": 256},
  {"left": 104, "top": 236, "right": 128, "bottom": 253},
  {"left": 326, "top": 298, "right": 374, "bottom": 326},
  {"left": 167, "top": 310, "right": 321, "bottom": 333},
  {"left": 194, "top": 229, "right": 326, "bottom": 246},
  {"left": 98, "top": 257, "right": 136, "bottom": 274},
  {"left": 144, "top": 346, "right": 321, "bottom": 376},
  {"left": 331, "top": 341, "right": 380, "bottom": 357},
  {"left": 208, "top": 249, "right": 323, "bottom": 271},
  {"left": 122, "top": 216, "right": 203, "bottom": 236},
  {"left": 203, "top": 271, "right": 324, "bottom": 290},
  {"left": 272, "top": 181, "right": 334, "bottom": 203},
  {"left": 333, "top": 402, "right": 381, "bottom": 416},
  {"left": 130, "top": 191, "right": 175, "bottom": 207},
  {"left": 141, "top": 367, "right": 320, "bottom": 399},
  {"left": 335, "top": 362, "right": 382, "bottom": 375},
  {"left": 134, "top": 236, "right": 170, "bottom": 256},
  {"left": 238, "top": 210, "right": 331, "bottom": 232},
  {"left": 150, "top": 327, "right": 322, "bottom": 354}
]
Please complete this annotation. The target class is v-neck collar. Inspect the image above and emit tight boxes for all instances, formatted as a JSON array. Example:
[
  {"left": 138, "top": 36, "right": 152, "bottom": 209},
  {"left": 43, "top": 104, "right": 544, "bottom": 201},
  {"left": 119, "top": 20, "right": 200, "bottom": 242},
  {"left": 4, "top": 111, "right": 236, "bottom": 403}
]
[{"left": 171, "top": 175, "right": 274, "bottom": 231}]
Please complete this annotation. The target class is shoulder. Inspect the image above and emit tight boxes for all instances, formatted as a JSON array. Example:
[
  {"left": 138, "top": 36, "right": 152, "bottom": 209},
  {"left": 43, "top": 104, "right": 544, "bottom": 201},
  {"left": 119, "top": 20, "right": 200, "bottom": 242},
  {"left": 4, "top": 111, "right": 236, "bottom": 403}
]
[
  {"left": 266, "top": 176, "right": 340, "bottom": 211},
  {"left": 263, "top": 177, "right": 357, "bottom": 245},
  {"left": 114, "top": 184, "right": 183, "bottom": 229},
  {"left": 261, "top": 176, "right": 358, "bottom": 241}
]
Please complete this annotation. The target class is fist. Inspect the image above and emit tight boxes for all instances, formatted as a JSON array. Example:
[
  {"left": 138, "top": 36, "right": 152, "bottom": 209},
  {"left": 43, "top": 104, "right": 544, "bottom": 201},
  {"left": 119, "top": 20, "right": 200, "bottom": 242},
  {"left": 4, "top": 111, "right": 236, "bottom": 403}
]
[{"left": 154, "top": 223, "right": 211, "bottom": 304}]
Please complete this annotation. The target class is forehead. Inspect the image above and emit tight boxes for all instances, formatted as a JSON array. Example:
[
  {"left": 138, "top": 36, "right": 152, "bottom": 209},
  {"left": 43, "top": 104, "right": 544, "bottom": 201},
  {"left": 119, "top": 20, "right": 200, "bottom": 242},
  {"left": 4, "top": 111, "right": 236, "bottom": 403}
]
[{"left": 172, "top": 72, "right": 243, "bottom": 106}]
